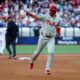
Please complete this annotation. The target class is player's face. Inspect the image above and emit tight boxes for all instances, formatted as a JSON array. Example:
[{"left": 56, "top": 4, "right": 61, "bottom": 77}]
[{"left": 49, "top": 10, "right": 56, "bottom": 17}]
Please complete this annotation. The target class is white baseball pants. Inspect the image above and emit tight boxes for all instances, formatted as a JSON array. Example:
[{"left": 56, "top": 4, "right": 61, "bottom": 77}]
[
  {"left": 31, "top": 34, "right": 55, "bottom": 70},
  {"left": 0, "top": 38, "right": 5, "bottom": 54}
]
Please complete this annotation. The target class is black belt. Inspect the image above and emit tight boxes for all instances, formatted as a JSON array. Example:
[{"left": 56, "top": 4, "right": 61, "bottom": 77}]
[{"left": 41, "top": 32, "right": 52, "bottom": 38}]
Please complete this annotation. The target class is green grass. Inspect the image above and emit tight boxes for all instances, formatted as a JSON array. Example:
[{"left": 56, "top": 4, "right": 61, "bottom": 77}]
[
  {"left": 55, "top": 45, "right": 80, "bottom": 54},
  {"left": 4, "top": 45, "right": 80, "bottom": 54}
]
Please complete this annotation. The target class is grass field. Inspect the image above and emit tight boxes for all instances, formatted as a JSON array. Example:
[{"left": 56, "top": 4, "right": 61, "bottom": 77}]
[{"left": 4, "top": 45, "right": 80, "bottom": 54}]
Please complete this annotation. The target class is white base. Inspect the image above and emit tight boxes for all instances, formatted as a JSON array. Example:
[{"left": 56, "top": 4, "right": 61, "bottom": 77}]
[{"left": 18, "top": 57, "right": 31, "bottom": 60}]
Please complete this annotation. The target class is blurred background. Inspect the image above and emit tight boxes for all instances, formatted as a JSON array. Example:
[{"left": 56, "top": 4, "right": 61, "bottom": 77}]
[{"left": 0, "top": 0, "right": 80, "bottom": 54}]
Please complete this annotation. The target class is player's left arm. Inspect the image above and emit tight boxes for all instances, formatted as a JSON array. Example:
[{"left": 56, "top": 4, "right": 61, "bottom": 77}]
[{"left": 56, "top": 22, "right": 61, "bottom": 37}]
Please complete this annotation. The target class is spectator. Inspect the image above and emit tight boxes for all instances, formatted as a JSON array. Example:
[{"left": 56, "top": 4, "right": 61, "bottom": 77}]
[
  {"left": 0, "top": 0, "right": 80, "bottom": 28},
  {"left": 29, "top": 19, "right": 41, "bottom": 37}
]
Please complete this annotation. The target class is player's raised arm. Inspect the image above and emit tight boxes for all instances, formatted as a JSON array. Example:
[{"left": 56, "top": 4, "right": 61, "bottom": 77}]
[
  {"left": 25, "top": 9, "right": 41, "bottom": 20},
  {"left": 25, "top": 4, "right": 58, "bottom": 27},
  {"left": 29, "top": 13, "right": 41, "bottom": 20}
]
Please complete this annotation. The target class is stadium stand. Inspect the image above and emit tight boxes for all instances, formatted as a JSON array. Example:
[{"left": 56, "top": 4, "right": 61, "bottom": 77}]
[{"left": 0, "top": 0, "right": 80, "bottom": 44}]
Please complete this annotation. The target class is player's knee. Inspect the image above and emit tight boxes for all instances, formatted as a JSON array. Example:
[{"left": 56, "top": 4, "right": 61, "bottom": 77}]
[{"left": 48, "top": 50, "right": 54, "bottom": 54}]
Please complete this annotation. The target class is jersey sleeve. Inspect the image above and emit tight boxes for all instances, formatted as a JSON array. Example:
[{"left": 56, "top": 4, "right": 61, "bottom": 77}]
[{"left": 39, "top": 14, "right": 46, "bottom": 22}]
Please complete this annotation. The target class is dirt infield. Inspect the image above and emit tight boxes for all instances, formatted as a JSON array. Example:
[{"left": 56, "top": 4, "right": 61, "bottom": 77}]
[{"left": 0, "top": 54, "right": 80, "bottom": 80}]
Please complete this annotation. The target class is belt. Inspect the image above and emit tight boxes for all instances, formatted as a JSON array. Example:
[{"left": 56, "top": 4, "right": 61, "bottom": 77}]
[{"left": 41, "top": 32, "right": 52, "bottom": 38}]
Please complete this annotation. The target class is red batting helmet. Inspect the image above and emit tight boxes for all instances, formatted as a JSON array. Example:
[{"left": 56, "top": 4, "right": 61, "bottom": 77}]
[{"left": 49, "top": 4, "right": 57, "bottom": 13}]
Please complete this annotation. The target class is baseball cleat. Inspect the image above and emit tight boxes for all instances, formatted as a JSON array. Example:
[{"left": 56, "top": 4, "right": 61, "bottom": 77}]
[
  {"left": 11, "top": 57, "right": 17, "bottom": 60},
  {"left": 8, "top": 55, "right": 12, "bottom": 59},
  {"left": 45, "top": 70, "right": 51, "bottom": 75},
  {"left": 8, "top": 56, "right": 17, "bottom": 60},
  {"left": 29, "top": 62, "right": 34, "bottom": 69}
]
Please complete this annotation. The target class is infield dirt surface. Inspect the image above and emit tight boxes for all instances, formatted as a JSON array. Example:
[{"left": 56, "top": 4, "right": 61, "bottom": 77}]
[{"left": 0, "top": 54, "right": 80, "bottom": 80}]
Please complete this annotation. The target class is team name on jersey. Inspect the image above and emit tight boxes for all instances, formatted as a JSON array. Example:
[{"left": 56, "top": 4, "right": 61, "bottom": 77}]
[{"left": 45, "top": 20, "right": 56, "bottom": 26}]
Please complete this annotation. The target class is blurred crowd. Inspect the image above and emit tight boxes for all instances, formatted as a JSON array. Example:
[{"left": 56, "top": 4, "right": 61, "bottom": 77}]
[{"left": 0, "top": 0, "right": 80, "bottom": 28}]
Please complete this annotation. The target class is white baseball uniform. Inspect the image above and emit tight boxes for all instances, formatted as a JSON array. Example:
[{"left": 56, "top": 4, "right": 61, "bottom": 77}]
[
  {"left": 31, "top": 13, "right": 60, "bottom": 70},
  {"left": 0, "top": 27, "right": 6, "bottom": 55}
]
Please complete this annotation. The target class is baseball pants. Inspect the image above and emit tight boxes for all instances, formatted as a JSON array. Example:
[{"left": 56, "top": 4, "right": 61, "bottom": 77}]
[
  {"left": 0, "top": 38, "right": 5, "bottom": 54},
  {"left": 31, "top": 34, "right": 55, "bottom": 70}
]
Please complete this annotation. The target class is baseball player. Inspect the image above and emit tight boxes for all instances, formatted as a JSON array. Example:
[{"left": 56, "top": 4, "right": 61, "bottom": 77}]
[{"left": 26, "top": 4, "right": 61, "bottom": 75}]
